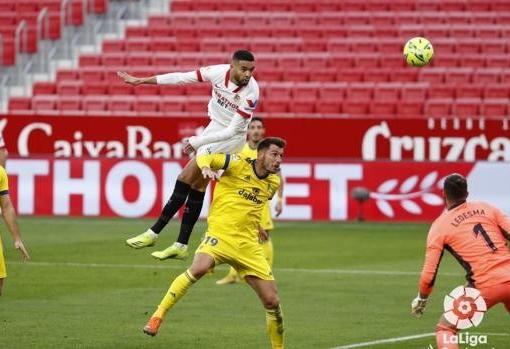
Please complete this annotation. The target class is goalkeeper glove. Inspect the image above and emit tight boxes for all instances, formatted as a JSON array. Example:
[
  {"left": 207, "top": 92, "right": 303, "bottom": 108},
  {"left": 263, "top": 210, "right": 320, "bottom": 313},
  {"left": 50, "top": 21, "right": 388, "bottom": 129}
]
[{"left": 411, "top": 295, "right": 428, "bottom": 317}]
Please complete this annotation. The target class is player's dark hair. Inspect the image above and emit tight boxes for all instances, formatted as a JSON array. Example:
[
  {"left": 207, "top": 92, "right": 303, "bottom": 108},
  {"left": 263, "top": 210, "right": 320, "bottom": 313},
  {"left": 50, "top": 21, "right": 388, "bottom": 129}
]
[
  {"left": 443, "top": 173, "right": 468, "bottom": 203},
  {"left": 250, "top": 116, "right": 264, "bottom": 126},
  {"left": 232, "top": 50, "right": 255, "bottom": 62},
  {"left": 258, "top": 137, "right": 286, "bottom": 151}
]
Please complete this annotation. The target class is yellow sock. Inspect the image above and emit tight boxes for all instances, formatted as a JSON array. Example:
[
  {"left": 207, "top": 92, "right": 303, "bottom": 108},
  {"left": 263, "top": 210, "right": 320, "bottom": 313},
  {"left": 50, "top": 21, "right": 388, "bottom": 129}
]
[
  {"left": 227, "top": 266, "right": 238, "bottom": 278},
  {"left": 153, "top": 270, "right": 196, "bottom": 319},
  {"left": 262, "top": 238, "right": 274, "bottom": 268},
  {"left": 266, "top": 305, "right": 284, "bottom": 349}
]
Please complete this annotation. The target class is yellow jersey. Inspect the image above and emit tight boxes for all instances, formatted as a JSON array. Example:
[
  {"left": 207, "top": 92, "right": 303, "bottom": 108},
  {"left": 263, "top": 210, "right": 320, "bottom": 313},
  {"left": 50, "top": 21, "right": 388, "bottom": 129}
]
[
  {"left": 238, "top": 142, "right": 277, "bottom": 231},
  {"left": 239, "top": 142, "right": 258, "bottom": 160},
  {"left": 196, "top": 153, "right": 280, "bottom": 240},
  {"left": 0, "top": 165, "right": 8, "bottom": 194},
  {"left": 0, "top": 165, "right": 9, "bottom": 278}
]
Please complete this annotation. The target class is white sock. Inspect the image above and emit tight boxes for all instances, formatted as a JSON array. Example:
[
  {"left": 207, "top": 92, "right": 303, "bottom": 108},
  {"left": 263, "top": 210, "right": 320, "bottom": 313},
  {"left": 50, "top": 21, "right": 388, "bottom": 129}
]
[
  {"left": 146, "top": 229, "right": 158, "bottom": 239},
  {"left": 173, "top": 242, "right": 188, "bottom": 249}
]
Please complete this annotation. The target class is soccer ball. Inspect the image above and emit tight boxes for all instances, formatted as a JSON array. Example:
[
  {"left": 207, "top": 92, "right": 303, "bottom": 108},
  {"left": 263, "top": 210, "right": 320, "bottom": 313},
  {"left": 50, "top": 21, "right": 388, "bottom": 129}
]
[{"left": 403, "top": 37, "right": 434, "bottom": 67}]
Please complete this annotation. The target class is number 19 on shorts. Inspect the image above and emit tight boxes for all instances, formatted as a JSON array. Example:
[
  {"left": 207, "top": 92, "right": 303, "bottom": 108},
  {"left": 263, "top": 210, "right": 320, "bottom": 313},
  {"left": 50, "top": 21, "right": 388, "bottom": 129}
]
[{"left": 203, "top": 236, "right": 218, "bottom": 246}]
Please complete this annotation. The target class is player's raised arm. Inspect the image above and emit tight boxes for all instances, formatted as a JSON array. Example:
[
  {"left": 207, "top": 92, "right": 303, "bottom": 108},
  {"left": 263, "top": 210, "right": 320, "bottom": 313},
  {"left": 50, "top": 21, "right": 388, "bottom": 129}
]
[
  {"left": 117, "top": 65, "right": 215, "bottom": 86},
  {"left": 117, "top": 71, "right": 158, "bottom": 85}
]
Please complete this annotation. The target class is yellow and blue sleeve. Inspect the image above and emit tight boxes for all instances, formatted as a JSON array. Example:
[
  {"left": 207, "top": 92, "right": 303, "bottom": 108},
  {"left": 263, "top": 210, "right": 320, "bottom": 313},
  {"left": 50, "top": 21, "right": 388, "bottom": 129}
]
[
  {"left": 0, "top": 165, "right": 8, "bottom": 195},
  {"left": 196, "top": 154, "right": 231, "bottom": 171}
]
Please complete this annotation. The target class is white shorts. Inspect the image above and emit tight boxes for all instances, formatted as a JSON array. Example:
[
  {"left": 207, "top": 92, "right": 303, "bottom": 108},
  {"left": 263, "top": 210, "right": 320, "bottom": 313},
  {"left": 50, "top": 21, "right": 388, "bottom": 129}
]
[{"left": 196, "top": 120, "right": 246, "bottom": 156}]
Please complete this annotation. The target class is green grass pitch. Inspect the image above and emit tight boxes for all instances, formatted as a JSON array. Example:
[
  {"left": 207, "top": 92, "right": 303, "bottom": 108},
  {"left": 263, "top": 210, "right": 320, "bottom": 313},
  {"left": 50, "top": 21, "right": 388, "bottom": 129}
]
[{"left": 1, "top": 218, "right": 508, "bottom": 348}]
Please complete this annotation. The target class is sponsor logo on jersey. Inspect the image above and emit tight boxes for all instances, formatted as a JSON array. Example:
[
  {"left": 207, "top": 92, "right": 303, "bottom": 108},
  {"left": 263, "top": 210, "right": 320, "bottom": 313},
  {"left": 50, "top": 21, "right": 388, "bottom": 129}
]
[{"left": 238, "top": 189, "right": 263, "bottom": 204}]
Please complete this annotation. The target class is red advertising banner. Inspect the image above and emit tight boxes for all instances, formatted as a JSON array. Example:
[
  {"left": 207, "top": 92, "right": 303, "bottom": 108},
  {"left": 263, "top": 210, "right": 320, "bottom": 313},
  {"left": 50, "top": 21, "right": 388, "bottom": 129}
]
[
  {"left": 6, "top": 156, "right": 510, "bottom": 221},
  {"left": 2, "top": 115, "right": 510, "bottom": 161}
]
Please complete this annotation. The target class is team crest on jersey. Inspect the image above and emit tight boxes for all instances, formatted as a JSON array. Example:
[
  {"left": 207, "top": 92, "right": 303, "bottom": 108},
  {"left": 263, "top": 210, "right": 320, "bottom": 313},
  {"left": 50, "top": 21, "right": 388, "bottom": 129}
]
[
  {"left": 234, "top": 94, "right": 241, "bottom": 102},
  {"left": 252, "top": 188, "right": 260, "bottom": 195}
]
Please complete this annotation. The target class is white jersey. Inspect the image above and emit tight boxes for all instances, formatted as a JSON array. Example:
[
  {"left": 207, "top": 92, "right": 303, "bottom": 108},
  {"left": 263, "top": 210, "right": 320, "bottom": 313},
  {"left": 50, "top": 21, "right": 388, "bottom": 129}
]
[{"left": 156, "top": 64, "right": 259, "bottom": 150}]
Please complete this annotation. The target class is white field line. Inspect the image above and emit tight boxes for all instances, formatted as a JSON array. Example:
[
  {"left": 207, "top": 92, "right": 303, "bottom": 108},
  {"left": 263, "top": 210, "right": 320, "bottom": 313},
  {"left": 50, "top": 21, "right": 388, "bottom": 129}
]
[
  {"left": 7, "top": 261, "right": 464, "bottom": 277},
  {"left": 332, "top": 332, "right": 510, "bottom": 349},
  {"left": 330, "top": 333, "right": 435, "bottom": 349}
]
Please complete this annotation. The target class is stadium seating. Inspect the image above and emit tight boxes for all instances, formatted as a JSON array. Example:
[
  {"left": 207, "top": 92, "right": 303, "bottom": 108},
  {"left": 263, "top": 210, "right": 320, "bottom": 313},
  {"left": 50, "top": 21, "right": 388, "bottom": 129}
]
[
  {"left": 0, "top": 0, "right": 108, "bottom": 65},
  {"left": 6, "top": 0, "right": 510, "bottom": 118}
]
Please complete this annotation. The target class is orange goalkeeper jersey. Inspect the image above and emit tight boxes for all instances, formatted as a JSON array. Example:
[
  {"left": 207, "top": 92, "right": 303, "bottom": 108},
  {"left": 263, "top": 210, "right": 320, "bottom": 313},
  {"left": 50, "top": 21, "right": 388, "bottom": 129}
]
[{"left": 419, "top": 201, "right": 510, "bottom": 296}]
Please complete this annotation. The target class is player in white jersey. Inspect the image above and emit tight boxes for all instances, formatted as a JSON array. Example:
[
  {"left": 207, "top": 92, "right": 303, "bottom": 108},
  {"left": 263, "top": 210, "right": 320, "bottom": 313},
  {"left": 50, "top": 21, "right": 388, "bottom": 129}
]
[{"left": 117, "top": 50, "right": 259, "bottom": 260}]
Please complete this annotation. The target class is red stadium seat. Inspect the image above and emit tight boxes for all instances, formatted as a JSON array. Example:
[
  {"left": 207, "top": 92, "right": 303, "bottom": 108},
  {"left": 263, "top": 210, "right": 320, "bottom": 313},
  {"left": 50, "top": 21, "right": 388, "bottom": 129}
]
[
  {"left": 107, "top": 83, "right": 134, "bottom": 96},
  {"left": 428, "top": 85, "right": 456, "bottom": 99},
  {"left": 343, "top": 100, "right": 369, "bottom": 115},
  {"left": 83, "top": 97, "right": 107, "bottom": 111},
  {"left": 369, "top": 100, "right": 397, "bottom": 115},
  {"left": 400, "top": 83, "right": 428, "bottom": 101},
  {"left": 33, "top": 82, "right": 56, "bottom": 95},
  {"left": 57, "top": 97, "right": 82, "bottom": 111},
  {"left": 159, "top": 98, "right": 186, "bottom": 113},
  {"left": 9, "top": 97, "right": 31, "bottom": 111},
  {"left": 291, "top": 100, "right": 316, "bottom": 114},
  {"left": 133, "top": 84, "right": 160, "bottom": 96},
  {"left": 481, "top": 99, "right": 508, "bottom": 117},
  {"left": 474, "top": 69, "right": 501, "bottom": 84},
  {"left": 346, "top": 83, "right": 374, "bottom": 101},
  {"left": 315, "top": 100, "right": 342, "bottom": 114},
  {"left": 134, "top": 97, "right": 160, "bottom": 113},
  {"left": 373, "top": 83, "right": 400, "bottom": 101},
  {"left": 185, "top": 96, "right": 209, "bottom": 113},
  {"left": 320, "top": 82, "right": 347, "bottom": 100},
  {"left": 108, "top": 97, "right": 134, "bottom": 112},
  {"left": 33, "top": 96, "right": 57, "bottom": 111},
  {"left": 261, "top": 100, "right": 289, "bottom": 114},
  {"left": 456, "top": 85, "right": 483, "bottom": 99},
  {"left": 420, "top": 69, "right": 445, "bottom": 84},
  {"left": 397, "top": 101, "right": 424, "bottom": 117},
  {"left": 453, "top": 98, "right": 481, "bottom": 117},
  {"left": 445, "top": 68, "right": 473, "bottom": 84},
  {"left": 484, "top": 85, "right": 510, "bottom": 99},
  {"left": 57, "top": 81, "right": 82, "bottom": 95},
  {"left": 265, "top": 83, "right": 293, "bottom": 99},
  {"left": 292, "top": 84, "right": 319, "bottom": 99},
  {"left": 425, "top": 99, "right": 453, "bottom": 116},
  {"left": 82, "top": 83, "right": 108, "bottom": 96}
]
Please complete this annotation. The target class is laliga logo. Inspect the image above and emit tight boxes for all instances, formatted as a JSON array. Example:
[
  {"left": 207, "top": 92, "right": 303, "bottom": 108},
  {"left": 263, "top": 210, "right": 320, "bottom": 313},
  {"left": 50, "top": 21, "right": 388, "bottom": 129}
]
[{"left": 443, "top": 286, "right": 487, "bottom": 329}]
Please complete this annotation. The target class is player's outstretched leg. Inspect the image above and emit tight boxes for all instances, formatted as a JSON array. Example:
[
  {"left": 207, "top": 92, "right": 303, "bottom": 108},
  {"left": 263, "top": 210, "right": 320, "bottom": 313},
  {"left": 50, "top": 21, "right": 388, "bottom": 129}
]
[
  {"left": 143, "top": 253, "right": 215, "bottom": 336},
  {"left": 246, "top": 276, "right": 284, "bottom": 349},
  {"left": 126, "top": 160, "right": 200, "bottom": 249},
  {"left": 436, "top": 317, "right": 459, "bottom": 349},
  {"left": 216, "top": 266, "right": 241, "bottom": 285},
  {"left": 151, "top": 171, "right": 209, "bottom": 260}
]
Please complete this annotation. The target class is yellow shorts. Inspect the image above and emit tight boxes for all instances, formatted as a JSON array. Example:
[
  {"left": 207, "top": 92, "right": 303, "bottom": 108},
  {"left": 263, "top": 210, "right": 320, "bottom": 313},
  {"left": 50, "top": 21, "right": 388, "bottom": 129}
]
[
  {"left": 260, "top": 201, "right": 274, "bottom": 231},
  {"left": 0, "top": 235, "right": 6, "bottom": 278},
  {"left": 196, "top": 233, "right": 274, "bottom": 281}
]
